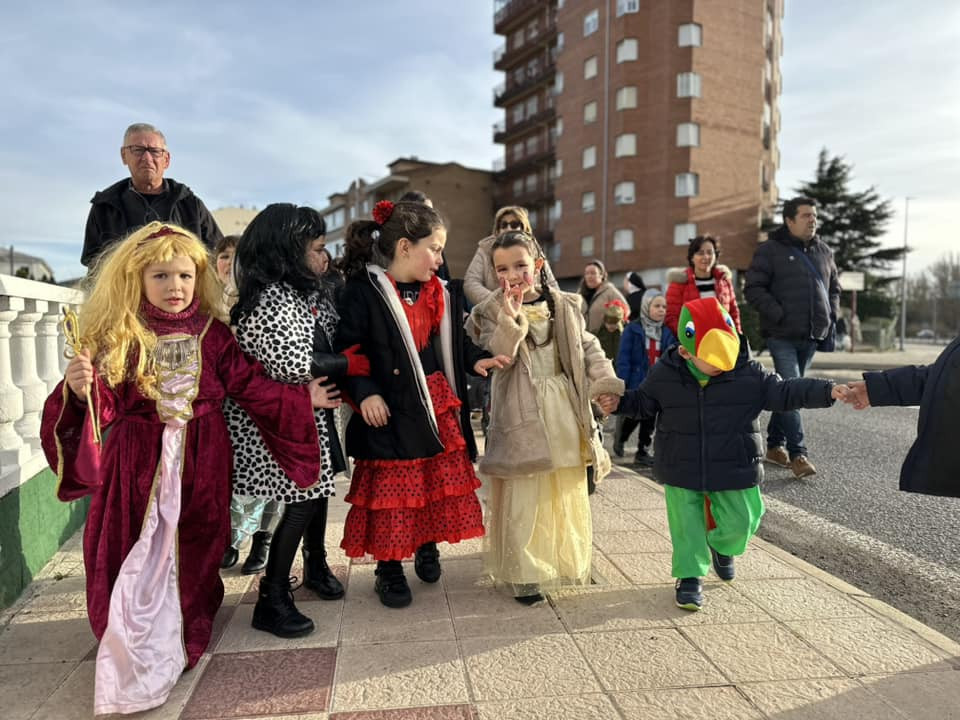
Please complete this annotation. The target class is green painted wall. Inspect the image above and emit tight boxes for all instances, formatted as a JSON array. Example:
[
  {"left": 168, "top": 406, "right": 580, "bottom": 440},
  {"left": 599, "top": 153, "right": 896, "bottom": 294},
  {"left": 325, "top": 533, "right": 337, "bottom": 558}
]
[{"left": 0, "top": 468, "right": 89, "bottom": 608}]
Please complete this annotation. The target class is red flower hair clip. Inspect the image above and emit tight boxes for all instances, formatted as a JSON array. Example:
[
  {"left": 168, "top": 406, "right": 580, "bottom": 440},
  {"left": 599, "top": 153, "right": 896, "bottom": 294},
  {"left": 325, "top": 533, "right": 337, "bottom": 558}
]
[{"left": 372, "top": 200, "right": 395, "bottom": 226}]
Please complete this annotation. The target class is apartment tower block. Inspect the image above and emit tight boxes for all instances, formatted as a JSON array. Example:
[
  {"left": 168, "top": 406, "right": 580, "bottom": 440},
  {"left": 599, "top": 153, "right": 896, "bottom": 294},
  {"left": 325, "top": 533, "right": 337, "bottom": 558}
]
[{"left": 493, "top": 0, "right": 783, "bottom": 283}]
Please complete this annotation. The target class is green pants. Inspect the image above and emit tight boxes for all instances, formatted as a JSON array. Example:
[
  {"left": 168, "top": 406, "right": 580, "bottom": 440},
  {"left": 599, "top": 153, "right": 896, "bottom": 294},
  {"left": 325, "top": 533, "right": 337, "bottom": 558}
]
[{"left": 663, "top": 485, "right": 765, "bottom": 579}]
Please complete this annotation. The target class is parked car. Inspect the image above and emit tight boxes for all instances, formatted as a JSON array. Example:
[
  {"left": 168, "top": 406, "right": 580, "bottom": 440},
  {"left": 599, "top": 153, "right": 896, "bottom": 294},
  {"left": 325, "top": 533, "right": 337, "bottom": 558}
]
[{"left": 916, "top": 328, "right": 935, "bottom": 339}]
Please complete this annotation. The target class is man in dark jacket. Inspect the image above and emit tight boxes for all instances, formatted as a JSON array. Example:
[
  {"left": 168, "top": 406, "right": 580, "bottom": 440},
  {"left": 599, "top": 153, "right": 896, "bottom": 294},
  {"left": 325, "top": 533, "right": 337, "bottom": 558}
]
[
  {"left": 81, "top": 123, "right": 223, "bottom": 267},
  {"left": 839, "top": 337, "right": 960, "bottom": 498},
  {"left": 744, "top": 196, "right": 840, "bottom": 479}
]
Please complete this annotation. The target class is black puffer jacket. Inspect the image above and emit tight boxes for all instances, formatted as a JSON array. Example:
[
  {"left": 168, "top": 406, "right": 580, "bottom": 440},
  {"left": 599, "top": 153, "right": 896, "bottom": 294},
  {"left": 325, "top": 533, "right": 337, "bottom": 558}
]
[
  {"left": 335, "top": 271, "right": 488, "bottom": 462},
  {"left": 744, "top": 226, "right": 840, "bottom": 341},
  {"left": 82, "top": 178, "right": 223, "bottom": 267},
  {"left": 617, "top": 340, "right": 835, "bottom": 491},
  {"left": 863, "top": 336, "right": 960, "bottom": 498}
]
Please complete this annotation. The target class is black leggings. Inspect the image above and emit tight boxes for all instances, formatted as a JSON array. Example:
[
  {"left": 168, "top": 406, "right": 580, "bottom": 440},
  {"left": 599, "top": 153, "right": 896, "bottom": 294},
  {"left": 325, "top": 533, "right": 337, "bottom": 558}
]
[
  {"left": 264, "top": 496, "right": 330, "bottom": 583},
  {"left": 618, "top": 415, "right": 657, "bottom": 452}
]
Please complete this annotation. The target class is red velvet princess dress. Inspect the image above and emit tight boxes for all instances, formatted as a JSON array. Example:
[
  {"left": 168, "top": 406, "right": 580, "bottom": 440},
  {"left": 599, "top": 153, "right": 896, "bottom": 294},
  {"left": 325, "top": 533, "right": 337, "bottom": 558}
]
[
  {"left": 340, "top": 274, "right": 484, "bottom": 560},
  {"left": 40, "top": 298, "right": 320, "bottom": 715}
]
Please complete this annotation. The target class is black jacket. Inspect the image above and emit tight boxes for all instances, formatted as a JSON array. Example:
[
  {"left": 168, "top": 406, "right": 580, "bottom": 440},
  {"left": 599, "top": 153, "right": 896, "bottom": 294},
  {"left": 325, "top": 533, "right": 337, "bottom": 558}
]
[
  {"left": 335, "top": 271, "right": 488, "bottom": 462},
  {"left": 744, "top": 226, "right": 840, "bottom": 342},
  {"left": 82, "top": 178, "right": 223, "bottom": 266},
  {"left": 617, "top": 340, "right": 835, "bottom": 491},
  {"left": 863, "top": 337, "right": 960, "bottom": 498}
]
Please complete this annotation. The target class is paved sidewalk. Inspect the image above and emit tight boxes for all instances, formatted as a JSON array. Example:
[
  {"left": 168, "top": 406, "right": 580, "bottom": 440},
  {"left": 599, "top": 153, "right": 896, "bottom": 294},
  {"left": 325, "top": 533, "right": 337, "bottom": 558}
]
[{"left": 2, "top": 467, "right": 959, "bottom": 720}]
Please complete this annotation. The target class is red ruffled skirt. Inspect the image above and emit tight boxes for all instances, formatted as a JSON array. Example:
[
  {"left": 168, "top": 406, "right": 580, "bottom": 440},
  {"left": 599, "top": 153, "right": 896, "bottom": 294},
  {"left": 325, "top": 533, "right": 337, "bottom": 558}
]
[{"left": 341, "top": 372, "right": 485, "bottom": 560}]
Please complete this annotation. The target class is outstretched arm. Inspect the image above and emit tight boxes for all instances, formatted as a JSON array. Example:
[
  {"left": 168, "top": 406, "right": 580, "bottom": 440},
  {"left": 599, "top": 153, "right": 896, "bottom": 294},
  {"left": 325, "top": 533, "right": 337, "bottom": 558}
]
[{"left": 762, "top": 372, "right": 836, "bottom": 412}]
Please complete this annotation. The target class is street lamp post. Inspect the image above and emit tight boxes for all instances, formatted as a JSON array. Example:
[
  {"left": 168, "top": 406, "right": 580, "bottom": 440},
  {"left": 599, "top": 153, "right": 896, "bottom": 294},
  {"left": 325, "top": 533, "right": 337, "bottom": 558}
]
[{"left": 899, "top": 197, "right": 912, "bottom": 351}]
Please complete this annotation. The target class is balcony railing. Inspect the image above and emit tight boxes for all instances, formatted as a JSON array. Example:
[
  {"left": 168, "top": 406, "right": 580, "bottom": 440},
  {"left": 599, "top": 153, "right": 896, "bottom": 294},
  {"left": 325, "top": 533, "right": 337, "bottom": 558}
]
[
  {"left": 494, "top": 0, "right": 541, "bottom": 33},
  {"left": 493, "top": 43, "right": 506, "bottom": 64},
  {"left": 494, "top": 63, "right": 557, "bottom": 106},
  {"left": 494, "top": 106, "right": 556, "bottom": 143},
  {"left": 493, "top": 17, "right": 558, "bottom": 71},
  {"left": 0, "top": 274, "right": 83, "bottom": 495}
]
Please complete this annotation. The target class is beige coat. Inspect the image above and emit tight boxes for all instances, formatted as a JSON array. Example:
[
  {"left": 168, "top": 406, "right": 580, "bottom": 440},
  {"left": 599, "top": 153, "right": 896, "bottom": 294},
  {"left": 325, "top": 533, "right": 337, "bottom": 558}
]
[
  {"left": 463, "top": 235, "right": 558, "bottom": 307},
  {"left": 467, "top": 289, "right": 624, "bottom": 482},
  {"left": 582, "top": 281, "right": 627, "bottom": 334}
]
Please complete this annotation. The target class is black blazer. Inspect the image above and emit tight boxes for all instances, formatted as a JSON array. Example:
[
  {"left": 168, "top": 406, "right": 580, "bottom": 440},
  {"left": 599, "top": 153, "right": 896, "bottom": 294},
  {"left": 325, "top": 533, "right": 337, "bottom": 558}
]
[
  {"left": 864, "top": 336, "right": 960, "bottom": 498},
  {"left": 618, "top": 340, "right": 835, "bottom": 492},
  {"left": 334, "top": 270, "right": 488, "bottom": 462}
]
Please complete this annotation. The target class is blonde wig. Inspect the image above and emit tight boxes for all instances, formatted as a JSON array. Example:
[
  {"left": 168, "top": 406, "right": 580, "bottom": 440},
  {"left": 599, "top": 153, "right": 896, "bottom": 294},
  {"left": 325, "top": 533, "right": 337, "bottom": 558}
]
[
  {"left": 492, "top": 205, "right": 533, "bottom": 236},
  {"left": 79, "top": 222, "right": 221, "bottom": 398}
]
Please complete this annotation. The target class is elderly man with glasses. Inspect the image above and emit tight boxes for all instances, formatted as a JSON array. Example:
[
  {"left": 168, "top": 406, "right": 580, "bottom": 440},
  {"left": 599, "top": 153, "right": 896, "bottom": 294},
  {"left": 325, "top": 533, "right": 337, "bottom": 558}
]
[{"left": 81, "top": 123, "right": 223, "bottom": 267}]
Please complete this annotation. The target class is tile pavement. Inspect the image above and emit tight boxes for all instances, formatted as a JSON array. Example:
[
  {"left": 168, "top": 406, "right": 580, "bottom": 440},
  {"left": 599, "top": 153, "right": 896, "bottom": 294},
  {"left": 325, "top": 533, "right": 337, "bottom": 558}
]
[{"left": 2, "top": 469, "right": 959, "bottom": 719}]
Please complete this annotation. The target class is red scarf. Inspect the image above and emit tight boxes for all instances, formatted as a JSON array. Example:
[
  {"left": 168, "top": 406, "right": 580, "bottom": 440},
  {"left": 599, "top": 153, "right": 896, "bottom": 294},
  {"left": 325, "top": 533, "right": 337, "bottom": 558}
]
[{"left": 387, "top": 274, "right": 444, "bottom": 351}]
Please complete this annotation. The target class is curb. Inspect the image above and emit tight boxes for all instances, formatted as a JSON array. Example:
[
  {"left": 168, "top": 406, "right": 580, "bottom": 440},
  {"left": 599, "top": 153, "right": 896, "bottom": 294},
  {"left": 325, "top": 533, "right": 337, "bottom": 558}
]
[{"left": 610, "top": 462, "right": 960, "bottom": 659}]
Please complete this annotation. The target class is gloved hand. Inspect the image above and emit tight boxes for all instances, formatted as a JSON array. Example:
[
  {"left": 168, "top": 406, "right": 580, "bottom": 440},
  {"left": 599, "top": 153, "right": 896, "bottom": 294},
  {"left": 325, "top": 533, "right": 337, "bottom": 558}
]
[{"left": 342, "top": 344, "right": 370, "bottom": 377}]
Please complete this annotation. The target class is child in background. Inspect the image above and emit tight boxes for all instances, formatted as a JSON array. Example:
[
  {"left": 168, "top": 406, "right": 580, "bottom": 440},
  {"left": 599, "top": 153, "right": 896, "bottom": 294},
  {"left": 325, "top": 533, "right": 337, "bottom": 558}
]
[
  {"left": 468, "top": 231, "right": 623, "bottom": 604},
  {"left": 40, "top": 222, "right": 328, "bottom": 715},
  {"left": 595, "top": 299, "right": 628, "bottom": 362},
  {"left": 613, "top": 298, "right": 844, "bottom": 610},
  {"left": 613, "top": 289, "right": 676, "bottom": 467},
  {"left": 335, "top": 200, "right": 507, "bottom": 608}
]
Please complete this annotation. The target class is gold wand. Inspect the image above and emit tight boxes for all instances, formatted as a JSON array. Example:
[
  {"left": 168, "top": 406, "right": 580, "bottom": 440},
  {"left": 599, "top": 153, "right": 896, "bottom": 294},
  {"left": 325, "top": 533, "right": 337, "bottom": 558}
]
[{"left": 61, "top": 307, "right": 102, "bottom": 445}]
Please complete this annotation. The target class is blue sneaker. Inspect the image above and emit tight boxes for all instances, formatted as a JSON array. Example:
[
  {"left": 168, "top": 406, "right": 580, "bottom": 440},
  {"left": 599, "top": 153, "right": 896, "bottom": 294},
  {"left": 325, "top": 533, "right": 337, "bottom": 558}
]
[
  {"left": 710, "top": 547, "right": 735, "bottom": 581},
  {"left": 675, "top": 577, "right": 703, "bottom": 611}
]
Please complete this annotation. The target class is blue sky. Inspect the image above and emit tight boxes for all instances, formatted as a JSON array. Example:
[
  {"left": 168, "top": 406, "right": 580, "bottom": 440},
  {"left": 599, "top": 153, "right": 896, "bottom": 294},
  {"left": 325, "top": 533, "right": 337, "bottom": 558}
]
[{"left": 2, "top": 1, "right": 957, "bottom": 281}]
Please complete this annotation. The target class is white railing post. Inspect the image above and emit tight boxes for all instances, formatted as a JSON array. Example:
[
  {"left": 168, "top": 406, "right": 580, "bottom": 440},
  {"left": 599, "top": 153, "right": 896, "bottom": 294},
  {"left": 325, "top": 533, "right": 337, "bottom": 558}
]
[
  {"left": 10, "top": 299, "right": 47, "bottom": 450},
  {"left": 0, "top": 297, "right": 28, "bottom": 469},
  {"left": 38, "top": 302, "right": 64, "bottom": 395}
]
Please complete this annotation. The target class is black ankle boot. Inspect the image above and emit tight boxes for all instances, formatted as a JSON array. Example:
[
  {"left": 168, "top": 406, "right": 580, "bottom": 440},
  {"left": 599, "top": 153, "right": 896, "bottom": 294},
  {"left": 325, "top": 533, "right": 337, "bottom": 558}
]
[
  {"left": 241, "top": 531, "right": 271, "bottom": 575},
  {"left": 375, "top": 560, "right": 412, "bottom": 608},
  {"left": 221, "top": 545, "right": 239, "bottom": 569},
  {"left": 414, "top": 542, "right": 441, "bottom": 583},
  {"left": 302, "top": 548, "right": 345, "bottom": 600},
  {"left": 251, "top": 577, "right": 315, "bottom": 638}
]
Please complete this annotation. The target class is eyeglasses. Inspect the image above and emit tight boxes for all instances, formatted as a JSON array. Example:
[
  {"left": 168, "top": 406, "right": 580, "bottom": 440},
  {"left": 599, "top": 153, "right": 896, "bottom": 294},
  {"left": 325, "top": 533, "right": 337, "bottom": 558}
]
[
  {"left": 123, "top": 145, "right": 168, "bottom": 158},
  {"left": 499, "top": 220, "right": 524, "bottom": 230}
]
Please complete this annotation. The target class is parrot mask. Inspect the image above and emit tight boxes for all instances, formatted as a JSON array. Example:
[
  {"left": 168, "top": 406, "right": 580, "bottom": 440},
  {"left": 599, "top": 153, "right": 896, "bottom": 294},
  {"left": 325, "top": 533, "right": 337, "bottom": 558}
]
[{"left": 677, "top": 298, "right": 740, "bottom": 385}]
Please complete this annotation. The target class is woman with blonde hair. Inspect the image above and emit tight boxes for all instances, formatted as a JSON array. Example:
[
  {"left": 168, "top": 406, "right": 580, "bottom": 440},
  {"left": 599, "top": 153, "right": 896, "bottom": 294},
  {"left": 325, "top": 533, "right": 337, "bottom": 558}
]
[{"left": 464, "top": 205, "right": 556, "bottom": 306}]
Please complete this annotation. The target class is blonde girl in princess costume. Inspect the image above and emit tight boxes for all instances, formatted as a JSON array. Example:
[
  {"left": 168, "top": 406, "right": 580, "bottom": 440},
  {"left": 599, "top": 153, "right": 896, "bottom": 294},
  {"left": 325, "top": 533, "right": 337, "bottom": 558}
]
[
  {"left": 40, "top": 222, "right": 332, "bottom": 715},
  {"left": 467, "top": 231, "right": 624, "bottom": 603}
]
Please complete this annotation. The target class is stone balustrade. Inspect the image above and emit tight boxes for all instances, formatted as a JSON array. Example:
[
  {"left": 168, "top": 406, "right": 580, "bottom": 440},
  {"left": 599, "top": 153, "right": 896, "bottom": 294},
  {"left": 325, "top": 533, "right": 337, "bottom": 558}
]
[{"left": 0, "top": 274, "right": 84, "bottom": 497}]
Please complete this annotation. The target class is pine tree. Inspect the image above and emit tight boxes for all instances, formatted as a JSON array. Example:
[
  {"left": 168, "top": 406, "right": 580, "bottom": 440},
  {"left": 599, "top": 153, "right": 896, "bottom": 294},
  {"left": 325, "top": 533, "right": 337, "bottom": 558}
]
[{"left": 790, "top": 148, "right": 901, "bottom": 285}]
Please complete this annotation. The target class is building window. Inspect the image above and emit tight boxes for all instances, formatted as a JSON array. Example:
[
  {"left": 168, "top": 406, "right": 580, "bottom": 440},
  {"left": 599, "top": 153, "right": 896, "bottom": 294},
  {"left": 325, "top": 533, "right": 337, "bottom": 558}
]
[
  {"left": 614, "top": 133, "right": 637, "bottom": 157},
  {"left": 362, "top": 199, "right": 371, "bottom": 213},
  {"left": 512, "top": 103, "right": 525, "bottom": 124},
  {"left": 550, "top": 199, "right": 562, "bottom": 223},
  {"left": 527, "top": 18, "right": 539, "bottom": 39},
  {"left": 525, "top": 174, "right": 538, "bottom": 193},
  {"left": 583, "top": 9, "right": 599, "bottom": 36},
  {"left": 529, "top": 209, "right": 539, "bottom": 228},
  {"left": 525, "top": 136, "right": 540, "bottom": 155},
  {"left": 513, "top": 178, "right": 524, "bottom": 195},
  {"left": 580, "top": 236, "right": 595, "bottom": 256},
  {"left": 554, "top": 158, "right": 563, "bottom": 177},
  {"left": 526, "top": 57, "right": 540, "bottom": 79},
  {"left": 555, "top": 117, "right": 564, "bottom": 136},
  {"left": 325, "top": 208, "right": 345, "bottom": 231},
  {"left": 584, "top": 55, "right": 598, "bottom": 79},
  {"left": 616, "top": 0, "right": 639, "bottom": 16},
  {"left": 557, "top": 31, "right": 565, "bottom": 51},
  {"left": 615, "top": 86, "right": 637, "bottom": 110},
  {"left": 512, "top": 28, "right": 525, "bottom": 49},
  {"left": 677, "top": 72, "right": 702, "bottom": 98},
  {"left": 678, "top": 22, "right": 702, "bottom": 47},
  {"left": 674, "top": 222, "right": 697, "bottom": 245},
  {"left": 583, "top": 100, "right": 598, "bottom": 124},
  {"left": 614, "top": 181, "right": 635, "bottom": 204},
  {"left": 512, "top": 142, "right": 524, "bottom": 162},
  {"left": 526, "top": 95, "right": 539, "bottom": 117},
  {"left": 581, "top": 191, "right": 596, "bottom": 213},
  {"left": 583, "top": 145, "right": 597, "bottom": 169},
  {"left": 675, "top": 172, "right": 699, "bottom": 197},
  {"left": 513, "top": 67, "right": 525, "bottom": 85},
  {"left": 616, "top": 38, "right": 639, "bottom": 63},
  {"left": 549, "top": 241, "right": 562, "bottom": 262},
  {"left": 613, "top": 229, "right": 634, "bottom": 251},
  {"left": 676, "top": 122, "right": 700, "bottom": 147},
  {"left": 554, "top": 71, "right": 564, "bottom": 94}
]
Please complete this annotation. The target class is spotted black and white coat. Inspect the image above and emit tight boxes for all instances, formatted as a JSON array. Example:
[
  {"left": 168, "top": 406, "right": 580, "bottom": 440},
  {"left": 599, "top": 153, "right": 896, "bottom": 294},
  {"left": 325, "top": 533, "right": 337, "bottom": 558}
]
[{"left": 226, "top": 282, "right": 337, "bottom": 503}]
